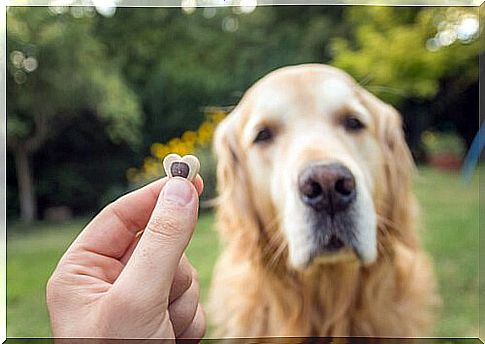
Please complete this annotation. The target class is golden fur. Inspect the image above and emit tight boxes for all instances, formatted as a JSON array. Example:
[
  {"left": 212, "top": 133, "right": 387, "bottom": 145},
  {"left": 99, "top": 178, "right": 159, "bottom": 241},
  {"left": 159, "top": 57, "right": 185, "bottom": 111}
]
[{"left": 208, "top": 64, "right": 439, "bottom": 337}]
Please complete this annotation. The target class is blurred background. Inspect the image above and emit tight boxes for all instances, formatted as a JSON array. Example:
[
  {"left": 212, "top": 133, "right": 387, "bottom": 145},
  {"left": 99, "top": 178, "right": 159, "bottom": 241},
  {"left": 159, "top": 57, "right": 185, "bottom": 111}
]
[{"left": 6, "top": 4, "right": 482, "bottom": 337}]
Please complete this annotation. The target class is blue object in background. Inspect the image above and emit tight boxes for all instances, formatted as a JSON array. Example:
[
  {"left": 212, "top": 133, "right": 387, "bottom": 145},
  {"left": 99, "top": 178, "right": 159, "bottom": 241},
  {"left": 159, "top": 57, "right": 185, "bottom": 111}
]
[{"left": 460, "top": 123, "right": 484, "bottom": 183}]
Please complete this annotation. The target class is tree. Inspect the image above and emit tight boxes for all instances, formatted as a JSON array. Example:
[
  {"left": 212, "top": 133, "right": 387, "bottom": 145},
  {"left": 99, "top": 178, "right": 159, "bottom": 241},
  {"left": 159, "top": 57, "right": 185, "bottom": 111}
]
[
  {"left": 330, "top": 6, "right": 481, "bottom": 154},
  {"left": 93, "top": 6, "right": 347, "bottom": 145},
  {"left": 7, "top": 7, "right": 143, "bottom": 223}
]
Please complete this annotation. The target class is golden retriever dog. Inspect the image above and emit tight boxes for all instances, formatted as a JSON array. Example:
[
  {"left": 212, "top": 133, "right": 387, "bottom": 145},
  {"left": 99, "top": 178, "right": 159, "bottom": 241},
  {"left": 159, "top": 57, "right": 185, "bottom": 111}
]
[{"left": 207, "top": 64, "right": 439, "bottom": 337}]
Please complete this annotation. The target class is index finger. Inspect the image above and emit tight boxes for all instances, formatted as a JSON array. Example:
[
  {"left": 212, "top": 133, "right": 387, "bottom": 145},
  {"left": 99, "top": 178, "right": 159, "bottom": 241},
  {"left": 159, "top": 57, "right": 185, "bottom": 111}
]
[{"left": 70, "top": 175, "right": 204, "bottom": 259}]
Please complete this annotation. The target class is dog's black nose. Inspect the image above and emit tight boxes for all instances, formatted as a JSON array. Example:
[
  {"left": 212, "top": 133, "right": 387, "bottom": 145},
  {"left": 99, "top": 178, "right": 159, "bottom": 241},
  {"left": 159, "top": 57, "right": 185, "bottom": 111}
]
[{"left": 298, "top": 163, "right": 356, "bottom": 214}]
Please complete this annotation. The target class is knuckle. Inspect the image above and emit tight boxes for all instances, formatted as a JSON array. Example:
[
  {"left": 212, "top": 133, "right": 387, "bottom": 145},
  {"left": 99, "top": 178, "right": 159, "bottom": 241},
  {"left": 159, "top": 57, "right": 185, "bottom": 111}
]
[
  {"left": 172, "top": 268, "right": 192, "bottom": 299},
  {"left": 191, "top": 268, "right": 200, "bottom": 286},
  {"left": 181, "top": 270, "right": 193, "bottom": 292},
  {"left": 147, "top": 214, "right": 182, "bottom": 238},
  {"left": 104, "top": 202, "right": 121, "bottom": 219},
  {"left": 191, "top": 306, "right": 206, "bottom": 339},
  {"left": 198, "top": 308, "right": 207, "bottom": 338},
  {"left": 189, "top": 277, "right": 200, "bottom": 301},
  {"left": 105, "top": 201, "right": 116, "bottom": 212}
]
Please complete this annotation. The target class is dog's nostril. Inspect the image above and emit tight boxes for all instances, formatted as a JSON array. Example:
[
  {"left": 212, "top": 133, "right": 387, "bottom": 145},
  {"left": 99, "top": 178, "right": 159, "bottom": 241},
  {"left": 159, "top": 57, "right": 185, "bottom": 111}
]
[
  {"left": 302, "top": 181, "right": 323, "bottom": 199},
  {"left": 335, "top": 177, "right": 355, "bottom": 196}
]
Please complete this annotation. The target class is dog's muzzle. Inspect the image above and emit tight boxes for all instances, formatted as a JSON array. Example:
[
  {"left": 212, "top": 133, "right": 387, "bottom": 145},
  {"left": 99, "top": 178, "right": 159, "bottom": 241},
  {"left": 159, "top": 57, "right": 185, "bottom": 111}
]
[{"left": 298, "top": 162, "right": 358, "bottom": 254}]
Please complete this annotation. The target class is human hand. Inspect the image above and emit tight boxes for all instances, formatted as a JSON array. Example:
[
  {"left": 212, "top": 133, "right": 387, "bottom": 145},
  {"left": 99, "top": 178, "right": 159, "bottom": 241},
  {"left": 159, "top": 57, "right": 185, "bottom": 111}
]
[{"left": 46, "top": 176, "right": 205, "bottom": 339}]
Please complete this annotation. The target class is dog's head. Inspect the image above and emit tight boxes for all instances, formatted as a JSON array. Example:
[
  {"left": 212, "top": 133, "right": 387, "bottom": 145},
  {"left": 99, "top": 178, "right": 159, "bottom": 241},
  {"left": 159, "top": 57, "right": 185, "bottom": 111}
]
[{"left": 214, "top": 64, "right": 416, "bottom": 270}]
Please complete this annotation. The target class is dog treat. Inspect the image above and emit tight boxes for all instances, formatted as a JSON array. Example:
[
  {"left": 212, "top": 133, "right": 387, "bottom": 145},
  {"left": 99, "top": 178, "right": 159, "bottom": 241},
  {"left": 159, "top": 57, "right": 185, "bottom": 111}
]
[{"left": 163, "top": 153, "right": 200, "bottom": 181}]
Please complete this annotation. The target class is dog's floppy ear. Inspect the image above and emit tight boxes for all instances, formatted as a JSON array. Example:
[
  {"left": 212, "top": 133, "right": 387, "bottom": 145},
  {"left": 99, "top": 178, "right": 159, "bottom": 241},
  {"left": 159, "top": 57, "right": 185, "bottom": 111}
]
[
  {"left": 213, "top": 110, "right": 262, "bottom": 248},
  {"left": 359, "top": 89, "right": 418, "bottom": 249}
]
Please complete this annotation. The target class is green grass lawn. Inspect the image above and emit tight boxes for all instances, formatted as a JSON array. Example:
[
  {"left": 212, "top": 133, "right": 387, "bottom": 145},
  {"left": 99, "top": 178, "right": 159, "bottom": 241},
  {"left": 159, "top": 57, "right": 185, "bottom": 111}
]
[
  {"left": 7, "top": 167, "right": 479, "bottom": 337},
  {"left": 414, "top": 167, "right": 480, "bottom": 337}
]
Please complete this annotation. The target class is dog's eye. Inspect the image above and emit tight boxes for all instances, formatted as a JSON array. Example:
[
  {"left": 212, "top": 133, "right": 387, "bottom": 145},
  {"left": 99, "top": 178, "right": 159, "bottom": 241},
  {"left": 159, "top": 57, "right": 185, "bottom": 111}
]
[
  {"left": 343, "top": 116, "right": 365, "bottom": 132},
  {"left": 254, "top": 127, "right": 274, "bottom": 144}
]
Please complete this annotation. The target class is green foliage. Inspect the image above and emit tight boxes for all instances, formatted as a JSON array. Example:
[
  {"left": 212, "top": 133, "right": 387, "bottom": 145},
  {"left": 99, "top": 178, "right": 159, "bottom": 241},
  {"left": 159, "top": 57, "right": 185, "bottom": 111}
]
[
  {"left": 7, "top": 7, "right": 145, "bottom": 220},
  {"left": 7, "top": 7, "right": 143, "bottom": 148},
  {"left": 6, "top": 116, "right": 30, "bottom": 139},
  {"left": 94, "top": 70, "right": 143, "bottom": 147},
  {"left": 6, "top": 6, "right": 480, "bottom": 220},
  {"left": 422, "top": 130, "right": 466, "bottom": 156},
  {"left": 94, "top": 7, "right": 346, "bottom": 144},
  {"left": 331, "top": 7, "right": 481, "bottom": 105}
]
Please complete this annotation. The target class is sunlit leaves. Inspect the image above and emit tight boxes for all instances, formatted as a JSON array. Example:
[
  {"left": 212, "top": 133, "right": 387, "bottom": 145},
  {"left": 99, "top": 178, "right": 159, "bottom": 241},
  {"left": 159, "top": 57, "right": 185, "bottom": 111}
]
[{"left": 331, "top": 7, "right": 480, "bottom": 105}]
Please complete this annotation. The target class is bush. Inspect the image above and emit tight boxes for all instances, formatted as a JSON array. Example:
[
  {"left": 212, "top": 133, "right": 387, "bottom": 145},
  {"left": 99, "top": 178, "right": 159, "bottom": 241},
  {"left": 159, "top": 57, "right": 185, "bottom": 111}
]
[{"left": 422, "top": 130, "right": 466, "bottom": 157}]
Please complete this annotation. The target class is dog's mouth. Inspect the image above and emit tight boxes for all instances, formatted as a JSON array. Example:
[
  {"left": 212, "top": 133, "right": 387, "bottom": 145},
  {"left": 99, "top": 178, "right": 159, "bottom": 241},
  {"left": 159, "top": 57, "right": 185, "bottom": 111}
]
[
  {"left": 322, "top": 233, "right": 346, "bottom": 252},
  {"left": 306, "top": 218, "right": 359, "bottom": 265},
  {"left": 304, "top": 231, "right": 357, "bottom": 267},
  {"left": 311, "top": 210, "right": 355, "bottom": 254}
]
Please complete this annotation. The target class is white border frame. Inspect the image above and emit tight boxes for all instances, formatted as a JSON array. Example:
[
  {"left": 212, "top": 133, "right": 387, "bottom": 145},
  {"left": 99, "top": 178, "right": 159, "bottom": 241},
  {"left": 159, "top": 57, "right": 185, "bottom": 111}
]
[{"left": 2, "top": 2, "right": 482, "bottom": 343}]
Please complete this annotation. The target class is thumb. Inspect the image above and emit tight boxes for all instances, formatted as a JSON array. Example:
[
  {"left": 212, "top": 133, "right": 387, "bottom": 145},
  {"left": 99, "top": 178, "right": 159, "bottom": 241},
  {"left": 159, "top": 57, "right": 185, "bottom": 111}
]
[{"left": 113, "top": 177, "right": 199, "bottom": 303}]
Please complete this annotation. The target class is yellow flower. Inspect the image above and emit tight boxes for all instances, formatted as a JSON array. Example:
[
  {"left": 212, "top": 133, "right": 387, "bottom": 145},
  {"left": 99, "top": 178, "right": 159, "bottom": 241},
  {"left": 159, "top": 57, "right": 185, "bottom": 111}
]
[
  {"left": 128, "top": 108, "right": 227, "bottom": 184},
  {"left": 198, "top": 121, "right": 214, "bottom": 143},
  {"left": 143, "top": 157, "right": 159, "bottom": 175},
  {"left": 174, "top": 144, "right": 186, "bottom": 156},
  {"left": 182, "top": 130, "right": 198, "bottom": 144},
  {"left": 151, "top": 143, "right": 168, "bottom": 159},
  {"left": 209, "top": 110, "right": 226, "bottom": 124},
  {"left": 185, "top": 141, "right": 195, "bottom": 154},
  {"left": 168, "top": 138, "right": 182, "bottom": 150}
]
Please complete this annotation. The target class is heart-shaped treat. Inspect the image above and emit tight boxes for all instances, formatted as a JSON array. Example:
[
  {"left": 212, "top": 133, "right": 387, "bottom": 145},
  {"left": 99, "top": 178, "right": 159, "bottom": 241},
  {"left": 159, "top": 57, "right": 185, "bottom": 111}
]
[{"left": 163, "top": 153, "right": 200, "bottom": 182}]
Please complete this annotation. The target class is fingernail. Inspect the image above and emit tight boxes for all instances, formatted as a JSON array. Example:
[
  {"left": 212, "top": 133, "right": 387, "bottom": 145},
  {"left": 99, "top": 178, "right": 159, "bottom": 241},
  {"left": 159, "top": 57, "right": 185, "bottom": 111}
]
[{"left": 162, "top": 177, "right": 193, "bottom": 206}]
